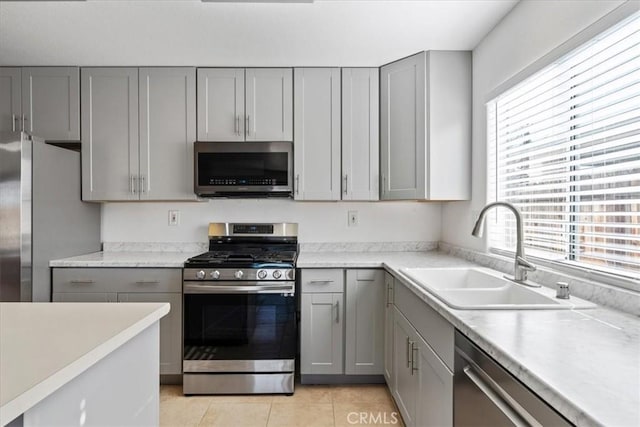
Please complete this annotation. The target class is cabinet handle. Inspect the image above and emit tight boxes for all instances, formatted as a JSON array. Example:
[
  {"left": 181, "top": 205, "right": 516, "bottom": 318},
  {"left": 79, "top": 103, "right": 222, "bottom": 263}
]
[
  {"left": 295, "top": 175, "right": 300, "bottom": 195},
  {"left": 245, "top": 115, "right": 250, "bottom": 136},
  {"left": 235, "top": 116, "right": 240, "bottom": 136},
  {"left": 335, "top": 300, "right": 340, "bottom": 323},
  {"left": 130, "top": 175, "right": 137, "bottom": 194},
  {"left": 406, "top": 337, "right": 411, "bottom": 368},
  {"left": 22, "top": 115, "right": 27, "bottom": 131},
  {"left": 343, "top": 175, "right": 348, "bottom": 195},
  {"left": 411, "top": 343, "right": 419, "bottom": 375},
  {"left": 70, "top": 280, "right": 95, "bottom": 284},
  {"left": 136, "top": 280, "right": 159, "bottom": 285},
  {"left": 140, "top": 175, "right": 146, "bottom": 193},
  {"left": 12, "top": 114, "right": 16, "bottom": 132},
  {"left": 308, "top": 280, "right": 334, "bottom": 284},
  {"left": 386, "top": 284, "right": 393, "bottom": 307}
]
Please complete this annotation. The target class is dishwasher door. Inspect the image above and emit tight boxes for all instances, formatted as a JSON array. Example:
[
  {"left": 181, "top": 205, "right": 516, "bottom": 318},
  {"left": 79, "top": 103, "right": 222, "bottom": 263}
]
[{"left": 454, "top": 331, "right": 572, "bottom": 427}]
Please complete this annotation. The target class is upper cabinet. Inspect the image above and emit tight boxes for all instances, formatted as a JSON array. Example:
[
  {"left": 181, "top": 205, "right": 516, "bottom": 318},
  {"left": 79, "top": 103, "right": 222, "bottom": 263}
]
[
  {"left": 294, "top": 68, "right": 341, "bottom": 200},
  {"left": 380, "top": 51, "right": 471, "bottom": 201},
  {"left": 342, "top": 68, "right": 379, "bottom": 201},
  {"left": 197, "top": 68, "right": 292, "bottom": 142},
  {"left": 1, "top": 67, "right": 80, "bottom": 141},
  {"left": 294, "top": 67, "right": 379, "bottom": 201},
  {"left": 81, "top": 67, "right": 197, "bottom": 202}
]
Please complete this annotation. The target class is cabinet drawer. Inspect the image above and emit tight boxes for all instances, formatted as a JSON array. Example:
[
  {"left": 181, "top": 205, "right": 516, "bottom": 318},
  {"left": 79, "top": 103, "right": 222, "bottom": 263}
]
[
  {"left": 52, "top": 268, "right": 182, "bottom": 294},
  {"left": 394, "top": 279, "right": 454, "bottom": 370},
  {"left": 300, "top": 269, "right": 344, "bottom": 293}
]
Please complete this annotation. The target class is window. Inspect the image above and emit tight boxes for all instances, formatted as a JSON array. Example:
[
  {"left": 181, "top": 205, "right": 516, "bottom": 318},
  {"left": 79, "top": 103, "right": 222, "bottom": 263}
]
[{"left": 487, "top": 11, "right": 640, "bottom": 282}]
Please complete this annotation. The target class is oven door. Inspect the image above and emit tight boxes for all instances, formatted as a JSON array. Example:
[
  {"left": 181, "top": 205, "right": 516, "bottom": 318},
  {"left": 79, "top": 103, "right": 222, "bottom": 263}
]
[
  {"left": 183, "top": 281, "right": 297, "bottom": 373},
  {"left": 194, "top": 141, "right": 293, "bottom": 197}
]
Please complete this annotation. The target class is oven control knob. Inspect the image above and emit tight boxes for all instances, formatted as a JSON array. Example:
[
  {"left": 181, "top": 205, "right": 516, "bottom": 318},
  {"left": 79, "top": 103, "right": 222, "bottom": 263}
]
[
  {"left": 210, "top": 270, "right": 220, "bottom": 280},
  {"left": 234, "top": 270, "right": 244, "bottom": 280},
  {"left": 257, "top": 270, "right": 267, "bottom": 280},
  {"left": 272, "top": 270, "right": 282, "bottom": 279},
  {"left": 196, "top": 270, "right": 206, "bottom": 280}
]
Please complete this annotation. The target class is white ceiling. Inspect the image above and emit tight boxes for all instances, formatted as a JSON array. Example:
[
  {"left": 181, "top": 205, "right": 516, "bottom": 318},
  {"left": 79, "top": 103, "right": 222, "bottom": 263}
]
[{"left": 0, "top": 0, "right": 519, "bottom": 66}]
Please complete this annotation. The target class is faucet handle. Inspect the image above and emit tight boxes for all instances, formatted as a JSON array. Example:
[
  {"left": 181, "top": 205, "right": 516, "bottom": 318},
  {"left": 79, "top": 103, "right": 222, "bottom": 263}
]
[{"left": 516, "top": 256, "right": 536, "bottom": 271}]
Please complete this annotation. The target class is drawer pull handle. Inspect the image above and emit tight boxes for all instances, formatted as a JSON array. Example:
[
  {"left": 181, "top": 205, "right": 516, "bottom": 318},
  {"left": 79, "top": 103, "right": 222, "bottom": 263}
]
[
  {"left": 136, "top": 280, "right": 160, "bottom": 284},
  {"left": 308, "top": 280, "right": 334, "bottom": 284},
  {"left": 70, "top": 280, "right": 95, "bottom": 284},
  {"left": 335, "top": 300, "right": 340, "bottom": 323},
  {"left": 411, "top": 343, "right": 419, "bottom": 375},
  {"left": 406, "top": 337, "right": 411, "bottom": 368}
]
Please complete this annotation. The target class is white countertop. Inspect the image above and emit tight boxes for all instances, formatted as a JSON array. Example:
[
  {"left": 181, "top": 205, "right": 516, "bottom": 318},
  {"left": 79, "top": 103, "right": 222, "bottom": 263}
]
[
  {"left": 48, "top": 249, "right": 640, "bottom": 426},
  {"left": 0, "top": 302, "right": 170, "bottom": 426},
  {"left": 49, "top": 251, "right": 201, "bottom": 268}
]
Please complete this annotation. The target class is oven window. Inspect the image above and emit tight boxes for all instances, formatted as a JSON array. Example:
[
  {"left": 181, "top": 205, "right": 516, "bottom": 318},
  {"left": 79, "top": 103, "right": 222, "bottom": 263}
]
[
  {"left": 184, "top": 293, "right": 296, "bottom": 360},
  {"left": 198, "top": 152, "right": 289, "bottom": 186}
]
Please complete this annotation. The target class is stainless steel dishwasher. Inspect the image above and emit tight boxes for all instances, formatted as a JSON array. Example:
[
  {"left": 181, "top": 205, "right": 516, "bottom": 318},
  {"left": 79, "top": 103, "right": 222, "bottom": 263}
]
[{"left": 454, "top": 331, "right": 572, "bottom": 427}]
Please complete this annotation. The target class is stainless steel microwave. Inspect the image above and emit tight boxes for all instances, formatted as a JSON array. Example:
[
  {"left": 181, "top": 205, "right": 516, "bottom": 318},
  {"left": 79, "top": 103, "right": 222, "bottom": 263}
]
[{"left": 194, "top": 142, "right": 293, "bottom": 197}]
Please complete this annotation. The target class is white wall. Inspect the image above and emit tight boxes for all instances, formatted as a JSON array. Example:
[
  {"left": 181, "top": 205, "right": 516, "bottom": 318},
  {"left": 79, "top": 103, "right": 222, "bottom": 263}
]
[
  {"left": 102, "top": 200, "right": 441, "bottom": 244},
  {"left": 441, "top": 0, "right": 631, "bottom": 252}
]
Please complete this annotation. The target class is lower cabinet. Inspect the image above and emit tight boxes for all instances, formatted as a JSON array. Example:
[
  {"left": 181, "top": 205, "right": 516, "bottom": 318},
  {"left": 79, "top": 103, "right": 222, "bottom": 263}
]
[
  {"left": 300, "top": 268, "right": 384, "bottom": 379},
  {"left": 51, "top": 268, "right": 182, "bottom": 376},
  {"left": 390, "top": 281, "right": 454, "bottom": 427}
]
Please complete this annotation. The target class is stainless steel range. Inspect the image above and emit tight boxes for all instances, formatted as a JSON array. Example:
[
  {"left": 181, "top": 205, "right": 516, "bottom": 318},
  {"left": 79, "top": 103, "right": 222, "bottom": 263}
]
[{"left": 182, "top": 223, "right": 298, "bottom": 395}]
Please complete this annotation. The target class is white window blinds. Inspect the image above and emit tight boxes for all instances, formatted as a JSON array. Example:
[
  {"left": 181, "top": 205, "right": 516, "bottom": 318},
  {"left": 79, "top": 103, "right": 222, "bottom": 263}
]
[{"left": 487, "top": 11, "right": 640, "bottom": 280}]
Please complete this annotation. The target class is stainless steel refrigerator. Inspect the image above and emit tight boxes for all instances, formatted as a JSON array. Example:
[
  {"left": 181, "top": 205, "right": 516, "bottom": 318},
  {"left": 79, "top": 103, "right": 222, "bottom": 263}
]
[{"left": 0, "top": 131, "right": 101, "bottom": 302}]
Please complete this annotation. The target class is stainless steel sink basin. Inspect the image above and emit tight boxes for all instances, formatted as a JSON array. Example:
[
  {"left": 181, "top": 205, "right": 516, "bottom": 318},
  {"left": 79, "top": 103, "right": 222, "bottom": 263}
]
[{"left": 399, "top": 267, "right": 595, "bottom": 310}]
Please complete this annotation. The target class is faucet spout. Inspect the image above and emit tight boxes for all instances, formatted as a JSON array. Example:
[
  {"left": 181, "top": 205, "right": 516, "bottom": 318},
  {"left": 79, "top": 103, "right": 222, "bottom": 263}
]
[{"left": 472, "top": 201, "right": 537, "bottom": 285}]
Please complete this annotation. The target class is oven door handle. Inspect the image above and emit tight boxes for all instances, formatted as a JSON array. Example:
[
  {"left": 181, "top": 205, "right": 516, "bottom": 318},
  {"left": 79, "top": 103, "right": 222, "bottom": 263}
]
[{"left": 184, "top": 283, "right": 295, "bottom": 294}]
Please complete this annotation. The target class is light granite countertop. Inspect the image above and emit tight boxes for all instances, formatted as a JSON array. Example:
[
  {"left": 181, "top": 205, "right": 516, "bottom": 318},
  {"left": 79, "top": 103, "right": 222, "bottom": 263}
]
[
  {"left": 49, "top": 251, "right": 201, "bottom": 268},
  {"left": 49, "top": 249, "right": 640, "bottom": 426},
  {"left": 301, "top": 250, "right": 640, "bottom": 427}
]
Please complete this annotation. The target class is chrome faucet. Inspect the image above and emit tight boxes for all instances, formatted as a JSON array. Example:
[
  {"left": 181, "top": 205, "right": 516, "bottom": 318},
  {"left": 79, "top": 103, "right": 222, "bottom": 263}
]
[{"left": 472, "top": 201, "right": 539, "bottom": 287}]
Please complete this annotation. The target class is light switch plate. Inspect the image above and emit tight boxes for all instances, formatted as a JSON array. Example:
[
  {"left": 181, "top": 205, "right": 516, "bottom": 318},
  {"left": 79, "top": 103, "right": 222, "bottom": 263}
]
[
  {"left": 168, "top": 210, "right": 180, "bottom": 226},
  {"left": 348, "top": 210, "right": 358, "bottom": 227}
]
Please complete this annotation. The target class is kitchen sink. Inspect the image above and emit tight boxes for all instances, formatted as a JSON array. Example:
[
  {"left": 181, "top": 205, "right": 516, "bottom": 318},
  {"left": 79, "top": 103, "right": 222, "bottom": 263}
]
[{"left": 399, "top": 267, "right": 595, "bottom": 310}]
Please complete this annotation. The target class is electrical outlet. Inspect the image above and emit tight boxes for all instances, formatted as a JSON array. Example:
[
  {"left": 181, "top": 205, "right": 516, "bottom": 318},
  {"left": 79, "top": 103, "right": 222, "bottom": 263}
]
[
  {"left": 348, "top": 210, "right": 358, "bottom": 227},
  {"left": 168, "top": 210, "right": 180, "bottom": 226}
]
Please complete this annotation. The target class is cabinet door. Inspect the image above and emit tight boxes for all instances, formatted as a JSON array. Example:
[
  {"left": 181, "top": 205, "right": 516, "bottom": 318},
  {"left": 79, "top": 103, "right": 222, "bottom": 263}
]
[
  {"left": 118, "top": 292, "right": 182, "bottom": 375},
  {"left": 197, "top": 68, "right": 244, "bottom": 141},
  {"left": 245, "top": 68, "right": 292, "bottom": 141},
  {"left": 301, "top": 292, "right": 343, "bottom": 375},
  {"left": 414, "top": 332, "right": 453, "bottom": 427},
  {"left": 139, "top": 67, "right": 197, "bottom": 200},
  {"left": 52, "top": 292, "right": 117, "bottom": 302},
  {"left": 345, "top": 269, "right": 384, "bottom": 375},
  {"left": 0, "top": 67, "right": 21, "bottom": 133},
  {"left": 293, "top": 68, "right": 341, "bottom": 200},
  {"left": 342, "top": 68, "right": 379, "bottom": 201},
  {"left": 21, "top": 67, "right": 80, "bottom": 141},
  {"left": 392, "top": 307, "right": 417, "bottom": 427},
  {"left": 383, "top": 273, "right": 394, "bottom": 386},
  {"left": 380, "top": 53, "right": 426, "bottom": 200},
  {"left": 81, "top": 68, "right": 139, "bottom": 201}
]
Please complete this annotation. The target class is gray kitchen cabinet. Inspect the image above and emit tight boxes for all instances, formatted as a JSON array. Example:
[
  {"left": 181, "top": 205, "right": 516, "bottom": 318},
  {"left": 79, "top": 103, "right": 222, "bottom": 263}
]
[
  {"left": 197, "top": 68, "right": 245, "bottom": 141},
  {"left": 341, "top": 68, "right": 379, "bottom": 201},
  {"left": 197, "top": 68, "right": 292, "bottom": 142},
  {"left": 81, "top": 67, "right": 139, "bottom": 201},
  {"left": 82, "top": 67, "right": 196, "bottom": 201},
  {"left": 300, "top": 269, "right": 344, "bottom": 375},
  {"left": 345, "top": 269, "right": 384, "bottom": 375},
  {"left": 1, "top": 67, "right": 79, "bottom": 141},
  {"left": 118, "top": 292, "right": 182, "bottom": 375},
  {"left": 22, "top": 67, "right": 80, "bottom": 141},
  {"left": 51, "top": 268, "right": 183, "bottom": 376},
  {"left": 380, "top": 51, "right": 471, "bottom": 201},
  {"left": 139, "top": 67, "right": 197, "bottom": 200},
  {"left": 391, "top": 278, "right": 454, "bottom": 427},
  {"left": 293, "top": 68, "right": 341, "bottom": 200},
  {"left": 383, "top": 272, "right": 395, "bottom": 386},
  {"left": 0, "top": 67, "right": 21, "bottom": 133}
]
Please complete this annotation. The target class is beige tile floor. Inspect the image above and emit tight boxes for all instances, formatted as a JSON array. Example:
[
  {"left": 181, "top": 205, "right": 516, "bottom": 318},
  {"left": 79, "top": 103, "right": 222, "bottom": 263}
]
[{"left": 160, "top": 383, "right": 404, "bottom": 427}]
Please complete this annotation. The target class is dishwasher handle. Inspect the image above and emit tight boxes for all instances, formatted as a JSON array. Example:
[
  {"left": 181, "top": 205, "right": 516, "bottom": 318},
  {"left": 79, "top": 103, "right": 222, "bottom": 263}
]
[{"left": 463, "top": 365, "right": 539, "bottom": 427}]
